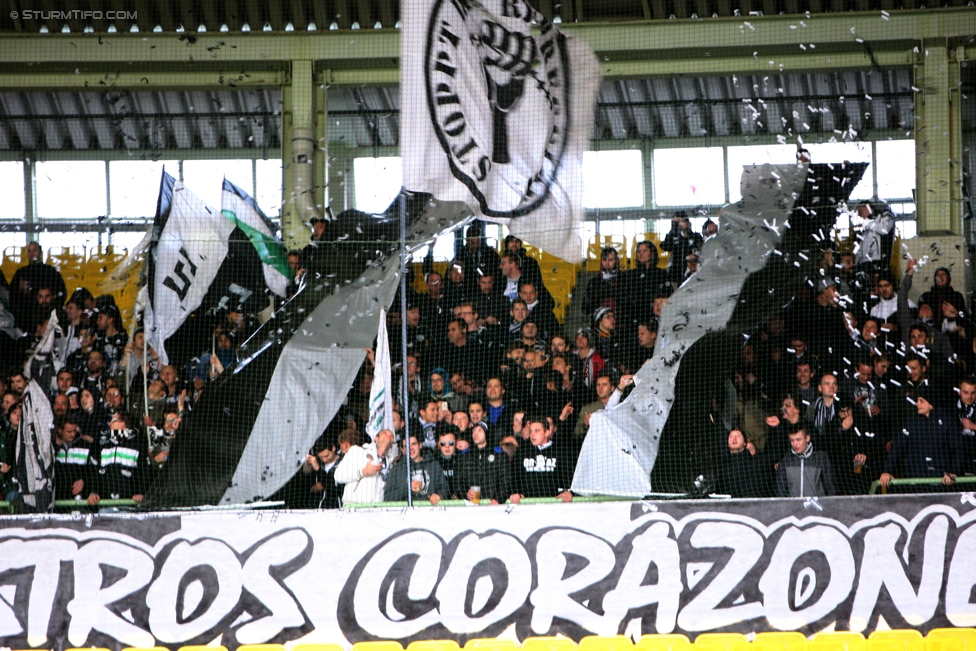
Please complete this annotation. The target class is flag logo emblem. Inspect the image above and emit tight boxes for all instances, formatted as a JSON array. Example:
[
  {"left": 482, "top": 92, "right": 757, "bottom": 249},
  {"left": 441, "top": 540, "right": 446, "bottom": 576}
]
[{"left": 424, "top": 0, "right": 570, "bottom": 218}]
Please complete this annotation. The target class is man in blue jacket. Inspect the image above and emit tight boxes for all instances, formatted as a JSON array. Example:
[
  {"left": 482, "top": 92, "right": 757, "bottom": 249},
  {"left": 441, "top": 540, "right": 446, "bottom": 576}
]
[{"left": 881, "top": 388, "right": 962, "bottom": 489}]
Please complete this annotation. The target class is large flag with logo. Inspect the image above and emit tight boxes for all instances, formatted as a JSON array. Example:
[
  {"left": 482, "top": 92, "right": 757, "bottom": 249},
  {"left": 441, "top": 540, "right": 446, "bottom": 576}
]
[
  {"left": 144, "top": 173, "right": 292, "bottom": 370},
  {"left": 401, "top": 0, "right": 601, "bottom": 263},
  {"left": 15, "top": 379, "right": 55, "bottom": 513}
]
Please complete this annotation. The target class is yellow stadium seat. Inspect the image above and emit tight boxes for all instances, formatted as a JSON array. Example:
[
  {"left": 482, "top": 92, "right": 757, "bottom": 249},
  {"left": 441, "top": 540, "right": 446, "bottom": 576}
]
[
  {"left": 637, "top": 634, "right": 691, "bottom": 651},
  {"left": 407, "top": 641, "right": 461, "bottom": 651},
  {"left": 869, "top": 631, "right": 924, "bottom": 651},
  {"left": 67, "top": 648, "right": 112, "bottom": 651},
  {"left": 580, "top": 635, "right": 634, "bottom": 651},
  {"left": 178, "top": 646, "right": 228, "bottom": 651},
  {"left": 522, "top": 637, "right": 579, "bottom": 651},
  {"left": 811, "top": 632, "right": 866, "bottom": 651},
  {"left": 239, "top": 645, "right": 288, "bottom": 651},
  {"left": 694, "top": 634, "right": 749, "bottom": 651},
  {"left": 927, "top": 631, "right": 976, "bottom": 645},
  {"left": 353, "top": 642, "right": 405, "bottom": 651},
  {"left": 585, "top": 235, "right": 627, "bottom": 273},
  {"left": 463, "top": 640, "right": 519, "bottom": 650},
  {"left": 629, "top": 233, "right": 668, "bottom": 271},
  {"left": 920, "top": 639, "right": 966, "bottom": 651},
  {"left": 754, "top": 632, "right": 809, "bottom": 651},
  {"left": 293, "top": 645, "right": 345, "bottom": 651},
  {"left": 735, "top": 642, "right": 798, "bottom": 651},
  {"left": 122, "top": 647, "right": 170, "bottom": 651}
]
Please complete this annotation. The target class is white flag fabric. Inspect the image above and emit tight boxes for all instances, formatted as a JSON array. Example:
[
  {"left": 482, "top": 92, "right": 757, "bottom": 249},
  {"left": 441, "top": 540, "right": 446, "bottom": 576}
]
[
  {"left": 366, "top": 308, "right": 395, "bottom": 440},
  {"left": 144, "top": 176, "right": 231, "bottom": 366},
  {"left": 401, "top": 0, "right": 601, "bottom": 263}
]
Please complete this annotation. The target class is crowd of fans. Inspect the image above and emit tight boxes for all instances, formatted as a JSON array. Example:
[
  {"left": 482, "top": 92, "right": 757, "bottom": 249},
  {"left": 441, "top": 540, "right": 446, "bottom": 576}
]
[{"left": 1, "top": 201, "right": 974, "bottom": 511}]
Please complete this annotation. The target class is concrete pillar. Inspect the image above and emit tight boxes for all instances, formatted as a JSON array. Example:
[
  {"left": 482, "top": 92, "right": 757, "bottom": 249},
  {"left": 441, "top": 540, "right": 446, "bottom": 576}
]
[
  {"left": 914, "top": 42, "right": 964, "bottom": 235},
  {"left": 281, "top": 59, "right": 321, "bottom": 251}
]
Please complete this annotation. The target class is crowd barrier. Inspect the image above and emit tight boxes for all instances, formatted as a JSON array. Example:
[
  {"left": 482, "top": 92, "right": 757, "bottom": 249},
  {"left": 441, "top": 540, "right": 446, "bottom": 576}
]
[{"left": 869, "top": 477, "right": 976, "bottom": 495}]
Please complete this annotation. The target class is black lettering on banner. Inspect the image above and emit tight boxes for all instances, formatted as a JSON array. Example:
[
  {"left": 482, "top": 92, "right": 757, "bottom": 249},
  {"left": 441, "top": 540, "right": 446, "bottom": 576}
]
[
  {"left": 3, "top": 502, "right": 976, "bottom": 649},
  {"left": 162, "top": 247, "right": 198, "bottom": 301}
]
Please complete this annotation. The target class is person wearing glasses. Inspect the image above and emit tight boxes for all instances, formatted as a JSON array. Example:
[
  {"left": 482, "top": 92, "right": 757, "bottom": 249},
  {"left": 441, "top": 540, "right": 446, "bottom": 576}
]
[{"left": 435, "top": 428, "right": 465, "bottom": 500}]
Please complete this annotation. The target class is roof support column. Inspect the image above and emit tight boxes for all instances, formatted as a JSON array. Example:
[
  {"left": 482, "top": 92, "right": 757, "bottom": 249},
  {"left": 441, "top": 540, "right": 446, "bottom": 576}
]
[
  {"left": 281, "top": 59, "right": 323, "bottom": 251},
  {"left": 914, "top": 41, "right": 964, "bottom": 235}
]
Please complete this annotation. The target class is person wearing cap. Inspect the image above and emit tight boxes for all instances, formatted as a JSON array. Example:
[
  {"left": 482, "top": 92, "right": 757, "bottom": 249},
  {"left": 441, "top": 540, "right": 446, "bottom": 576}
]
[
  {"left": 593, "top": 306, "right": 620, "bottom": 366},
  {"left": 460, "top": 420, "right": 508, "bottom": 504},
  {"left": 880, "top": 387, "right": 962, "bottom": 490},
  {"left": 455, "top": 222, "right": 502, "bottom": 295}
]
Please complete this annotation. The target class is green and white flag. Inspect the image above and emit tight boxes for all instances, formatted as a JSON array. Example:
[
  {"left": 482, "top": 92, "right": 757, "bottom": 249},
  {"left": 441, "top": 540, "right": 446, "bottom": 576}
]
[{"left": 221, "top": 178, "right": 291, "bottom": 299}]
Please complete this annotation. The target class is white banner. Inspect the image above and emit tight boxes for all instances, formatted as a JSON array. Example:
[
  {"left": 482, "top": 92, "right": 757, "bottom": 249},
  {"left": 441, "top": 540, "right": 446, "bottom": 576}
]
[
  {"left": 145, "top": 180, "right": 231, "bottom": 366},
  {"left": 401, "top": 0, "right": 601, "bottom": 263},
  {"left": 366, "top": 309, "right": 395, "bottom": 440},
  {"left": 0, "top": 496, "right": 975, "bottom": 648}
]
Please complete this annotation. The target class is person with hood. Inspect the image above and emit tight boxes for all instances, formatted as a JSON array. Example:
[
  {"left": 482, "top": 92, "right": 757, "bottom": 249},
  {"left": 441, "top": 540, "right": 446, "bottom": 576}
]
[
  {"left": 775, "top": 425, "right": 836, "bottom": 497},
  {"left": 919, "top": 266, "right": 967, "bottom": 328},
  {"left": 880, "top": 388, "right": 962, "bottom": 489},
  {"left": 461, "top": 420, "right": 509, "bottom": 504},
  {"left": 434, "top": 427, "right": 465, "bottom": 499},
  {"left": 428, "top": 367, "right": 467, "bottom": 414},
  {"left": 384, "top": 433, "right": 450, "bottom": 504},
  {"left": 582, "top": 247, "right": 623, "bottom": 317}
]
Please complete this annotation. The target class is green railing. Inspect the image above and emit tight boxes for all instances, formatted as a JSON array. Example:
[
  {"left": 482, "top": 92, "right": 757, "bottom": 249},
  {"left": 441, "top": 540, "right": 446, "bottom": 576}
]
[
  {"left": 869, "top": 476, "right": 976, "bottom": 495},
  {"left": 342, "top": 495, "right": 638, "bottom": 510}
]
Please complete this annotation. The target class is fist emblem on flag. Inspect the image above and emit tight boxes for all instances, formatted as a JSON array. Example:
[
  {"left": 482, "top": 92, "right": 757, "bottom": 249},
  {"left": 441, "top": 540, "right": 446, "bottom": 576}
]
[
  {"left": 423, "top": 0, "right": 571, "bottom": 218},
  {"left": 479, "top": 20, "right": 537, "bottom": 165}
]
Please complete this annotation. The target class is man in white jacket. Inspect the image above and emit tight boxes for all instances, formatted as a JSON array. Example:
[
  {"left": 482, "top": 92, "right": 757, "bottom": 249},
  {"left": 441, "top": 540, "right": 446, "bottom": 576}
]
[{"left": 334, "top": 429, "right": 396, "bottom": 505}]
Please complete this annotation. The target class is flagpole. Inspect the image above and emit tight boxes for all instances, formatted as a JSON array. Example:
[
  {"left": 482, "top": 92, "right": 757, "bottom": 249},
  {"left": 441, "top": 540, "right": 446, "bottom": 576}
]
[{"left": 399, "top": 193, "right": 413, "bottom": 508}]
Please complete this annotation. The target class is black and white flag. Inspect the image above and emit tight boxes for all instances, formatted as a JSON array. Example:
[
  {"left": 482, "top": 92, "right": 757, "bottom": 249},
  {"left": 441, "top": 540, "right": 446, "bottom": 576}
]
[
  {"left": 15, "top": 379, "right": 55, "bottom": 513},
  {"left": 401, "top": 0, "right": 601, "bottom": 262},
  {"left": 144, "top": 173, "right": 291, "bottom": 370}
]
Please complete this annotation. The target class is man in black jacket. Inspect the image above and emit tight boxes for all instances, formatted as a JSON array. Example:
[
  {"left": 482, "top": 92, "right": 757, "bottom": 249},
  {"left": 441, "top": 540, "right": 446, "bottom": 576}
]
[
  {"left": 508, "top": 413, "right": 573, "bottom": 503},
  {"left": 384, "top": 434, "right": 450, "bottom": 504},
  {"left": 715, "top": 429, "right": 769, "bottom": 498},
  {"left": 881, "top": 389, "right": 962, "bottom": 489},
  {"left": 461, "top": 420, "right": 508, "bottom": 504}
]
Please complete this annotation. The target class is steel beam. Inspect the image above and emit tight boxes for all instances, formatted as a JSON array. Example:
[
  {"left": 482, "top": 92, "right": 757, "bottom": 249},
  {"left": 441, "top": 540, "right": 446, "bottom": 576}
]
[
  {"left": 0, "top": 70, "right": 284, "bottom": 90},
  {"left": 0, "top": 9, "right": 970, "bottom": 73}
]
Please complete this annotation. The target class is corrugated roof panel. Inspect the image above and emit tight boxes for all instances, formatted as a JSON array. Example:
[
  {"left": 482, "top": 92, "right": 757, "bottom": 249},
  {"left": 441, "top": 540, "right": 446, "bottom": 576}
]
[{"left": 649, "top": 78, "right": 681, "bottom": 138}]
